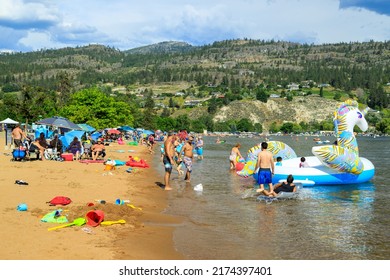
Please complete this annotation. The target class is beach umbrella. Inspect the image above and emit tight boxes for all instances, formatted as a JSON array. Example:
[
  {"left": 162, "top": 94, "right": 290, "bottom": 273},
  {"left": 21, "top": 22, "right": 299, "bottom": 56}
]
[
  {"left": 91, "top": 132, "right": 102, "bottom": 142},
  {"left": 142, "top": 129, "right": 154, "bottom": 136},
  {"left": 118, "top": 125, "right": 134, "bottom": 132},
  {"left": 36, "top": 116, "right": 81, "bottom": 130},
  {"left": 77, "top": 123, "right": 96, "bottom": 132},
  {"left": 107, "top": 129, "right": 121, "bottom": 134}
]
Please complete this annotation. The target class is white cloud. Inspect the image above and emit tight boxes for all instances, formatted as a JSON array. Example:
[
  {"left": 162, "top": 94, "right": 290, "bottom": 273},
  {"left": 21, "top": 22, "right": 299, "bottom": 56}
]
[{"left": 0, "top": 0, "right": 389, "bottom": 52}]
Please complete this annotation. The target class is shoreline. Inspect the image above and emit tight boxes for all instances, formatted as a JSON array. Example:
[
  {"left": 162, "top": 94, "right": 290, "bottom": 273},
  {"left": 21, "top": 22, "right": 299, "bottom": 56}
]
[{"left": 0, "top": 131, "right": 184, "bottom": 260}]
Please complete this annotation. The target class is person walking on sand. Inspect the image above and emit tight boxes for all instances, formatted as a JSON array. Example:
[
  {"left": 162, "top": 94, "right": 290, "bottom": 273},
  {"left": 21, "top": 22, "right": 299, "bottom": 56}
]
[
  {"left": 255, "top": 142, "right": 275, "bottom": 194},
  {"left": 180, "top": 135, "right": 194, "bottom": 182},
  {"left": 11, "top": 124, "right": 27, "bottom": 148},
  {"left": 163, "top": 131, "right": 176, "bottom": 190}
]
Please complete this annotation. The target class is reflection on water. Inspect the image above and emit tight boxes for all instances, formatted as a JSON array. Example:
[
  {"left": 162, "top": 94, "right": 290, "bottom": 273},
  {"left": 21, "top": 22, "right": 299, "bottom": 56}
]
[{"left": 154, "top": 136, "right": 390, "bottom": 259}]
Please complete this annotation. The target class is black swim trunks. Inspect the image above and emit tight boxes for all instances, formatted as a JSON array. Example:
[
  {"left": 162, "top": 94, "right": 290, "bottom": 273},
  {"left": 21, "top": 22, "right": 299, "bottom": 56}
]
[{"left": 163, "top": 155, "right": 173, "bottom": 173}]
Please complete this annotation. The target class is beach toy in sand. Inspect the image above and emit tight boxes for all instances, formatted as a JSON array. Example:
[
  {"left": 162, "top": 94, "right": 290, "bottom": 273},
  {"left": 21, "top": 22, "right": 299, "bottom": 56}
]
[
  {"left": 94, "top": 199, "right": 106, "bottom": 204},
  {"left": 85, "top": 210, "right": 105, "bottom": 227},
  {"left": 47, "top": 217, "right": 86, "bottom": 231},
  {"left": 41, "top": 209, "right": 68, "bottom": 223},
  {"left": 17, "top": 203, "right": 28, "bottom": 211},
  {"left": 100, "top": 219, "right": 126, "bottom": 226},
  {"left": 115, "top": 198, "right": 130, "bottom": 205},
  {"left": 126, "top": 204, "right": 142, "bottom": 211},
  {"left": 194, "top": 184, "right": 203, "bottom": 192}
]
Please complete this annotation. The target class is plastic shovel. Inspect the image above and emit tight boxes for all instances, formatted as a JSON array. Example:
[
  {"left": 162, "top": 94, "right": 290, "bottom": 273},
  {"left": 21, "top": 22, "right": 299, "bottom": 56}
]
[
  {"left": 126, "top": 204, "right": 142, "bottom": 211},
  {"left": 48, "top": 217, "right": 86, "bottom": 231},
  {"left": 100, "top": 219, "right": 126, "bottom": 226}
]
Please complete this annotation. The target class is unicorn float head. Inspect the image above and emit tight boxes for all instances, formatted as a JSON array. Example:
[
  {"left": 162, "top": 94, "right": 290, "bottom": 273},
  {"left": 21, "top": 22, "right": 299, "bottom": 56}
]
[{"left": 312, "top": 100, "right": 369, "bottom": 175}]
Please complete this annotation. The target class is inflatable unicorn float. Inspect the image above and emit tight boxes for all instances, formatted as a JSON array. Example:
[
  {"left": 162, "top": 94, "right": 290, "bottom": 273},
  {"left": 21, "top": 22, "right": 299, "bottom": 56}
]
[{"left": 238, "top": 100, "right": 375, "bottom": 186}]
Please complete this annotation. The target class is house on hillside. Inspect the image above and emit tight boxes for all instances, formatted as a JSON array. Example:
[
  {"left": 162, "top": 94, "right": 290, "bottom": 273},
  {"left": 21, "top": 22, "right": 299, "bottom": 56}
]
[
  {"left": 175, "top": 92, "right": 185, "bottom": 96},
  {"left": 287, "top": 83, "right": 300, "bottom": 91}
]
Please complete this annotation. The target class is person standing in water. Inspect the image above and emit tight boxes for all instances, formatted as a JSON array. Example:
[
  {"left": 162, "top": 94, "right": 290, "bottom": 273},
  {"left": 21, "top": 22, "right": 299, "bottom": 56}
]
[
  {"left": 255, "top": 142, "right": 275, "bottom": 193},
  {"left": 163, "top": 131, "right": 176, "bottom": 190},
  {"left": 180, "top": 135, "right": 194, "bottom": 182},
  {"left": 229, "top": 143, "right": 243, "bottom": 170}
]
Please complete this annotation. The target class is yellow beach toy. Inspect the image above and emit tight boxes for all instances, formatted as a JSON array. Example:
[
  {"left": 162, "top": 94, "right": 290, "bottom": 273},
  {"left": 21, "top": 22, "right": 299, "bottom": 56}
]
[{"left": 100, "top": 219, "right": 126, "bottom": 226}]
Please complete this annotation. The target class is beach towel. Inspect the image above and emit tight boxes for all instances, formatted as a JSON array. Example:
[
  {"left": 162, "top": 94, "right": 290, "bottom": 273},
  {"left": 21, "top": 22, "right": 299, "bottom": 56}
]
[{"left": 47, "top": 196, "right": 72, "bottom": 206}]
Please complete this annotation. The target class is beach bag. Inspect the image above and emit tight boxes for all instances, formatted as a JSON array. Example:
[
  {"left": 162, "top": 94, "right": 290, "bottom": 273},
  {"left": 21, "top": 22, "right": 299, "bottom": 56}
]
[{"left": 47, "top": 196, "right": 72, "bottom": 206}]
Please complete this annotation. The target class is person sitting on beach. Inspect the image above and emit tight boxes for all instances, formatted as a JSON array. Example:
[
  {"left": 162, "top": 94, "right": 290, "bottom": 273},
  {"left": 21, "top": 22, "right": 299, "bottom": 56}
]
[
  {"left": 229, "top": 143, "right": 243, "bottom": 170},
  {"left": 68, "top": 136, "right": 82, "bottom": 160},
  {"left": 299, "top": 157, "right": 310, "bottom": 168},
  {"left": 275, "top": 156, "right": 283, "bottom": 166},
  {"left": 91, "top": 140, "right": 105, "bottom": 160},
  {"left": 261, "top": 174, "right": 296, "bottom": 197},
  {"left": 29, "top": 138, "right": 46, "bottom": 161},
  {"left": 49, "top": 135, "right": 63, "bottom": 155}
]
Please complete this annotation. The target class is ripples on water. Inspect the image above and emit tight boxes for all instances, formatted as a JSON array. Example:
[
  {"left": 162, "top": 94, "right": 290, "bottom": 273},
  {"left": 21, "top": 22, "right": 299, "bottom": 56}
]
[{"left": 153, "top": 136, "right": 390, "bottom": 260}]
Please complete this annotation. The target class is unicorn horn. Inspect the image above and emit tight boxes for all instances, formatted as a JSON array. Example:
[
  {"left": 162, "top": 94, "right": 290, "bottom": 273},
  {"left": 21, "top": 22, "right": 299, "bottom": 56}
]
[{"left": 362, "top": 107, "right": 369, "bottom": 115}]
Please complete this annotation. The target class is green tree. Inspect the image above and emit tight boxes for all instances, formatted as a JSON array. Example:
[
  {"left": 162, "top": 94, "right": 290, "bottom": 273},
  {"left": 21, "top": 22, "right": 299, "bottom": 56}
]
[
  {"left": 255, "top": 87, "right": 268, "bottom": 103},
  {"left": 61, "top": 87, "right": 134, "bottom": 129},
  {"left": 237, "top": 118, "right": 254, "bottom": 132}
]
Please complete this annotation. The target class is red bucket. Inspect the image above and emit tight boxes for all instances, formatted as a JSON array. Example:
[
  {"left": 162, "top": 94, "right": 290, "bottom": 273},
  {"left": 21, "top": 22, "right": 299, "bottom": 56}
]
[{"left": 85, "top": 210, "right": 104, "bottom": 227}]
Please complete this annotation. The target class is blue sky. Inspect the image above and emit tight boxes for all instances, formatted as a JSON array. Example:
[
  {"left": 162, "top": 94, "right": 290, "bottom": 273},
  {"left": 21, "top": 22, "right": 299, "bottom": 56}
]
[{"left": 0, "top": 0, "right": 389, "bottom": 52}]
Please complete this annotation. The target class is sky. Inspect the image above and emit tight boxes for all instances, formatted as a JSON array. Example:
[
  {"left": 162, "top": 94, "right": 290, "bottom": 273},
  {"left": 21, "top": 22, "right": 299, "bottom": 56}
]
[{"left": 0, "top": 0, "right": 389, "bottom": 53}]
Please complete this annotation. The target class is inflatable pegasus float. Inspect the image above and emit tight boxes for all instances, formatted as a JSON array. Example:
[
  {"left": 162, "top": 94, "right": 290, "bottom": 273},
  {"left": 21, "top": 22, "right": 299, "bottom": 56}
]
[{"left": 239, "top": 100, "right": 375, "bottom": 186}]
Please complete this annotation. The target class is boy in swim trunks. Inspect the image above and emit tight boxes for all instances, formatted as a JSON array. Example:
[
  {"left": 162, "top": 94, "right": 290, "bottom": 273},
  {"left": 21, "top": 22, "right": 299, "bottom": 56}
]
[
  {"left": 255, "top": 142, "right": 275, "bottom": 194},
  {"left": 180, "top": 136, "right": 194, "bottom": 182}
]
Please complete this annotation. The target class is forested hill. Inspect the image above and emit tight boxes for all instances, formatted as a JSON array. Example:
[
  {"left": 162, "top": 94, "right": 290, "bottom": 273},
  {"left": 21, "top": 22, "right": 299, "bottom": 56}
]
[
  {"left": 0, "top": 39, "right": 389, "bottom": 133},
  {"left": 0, "top": 39, "right": 389, "bottom": 92}
]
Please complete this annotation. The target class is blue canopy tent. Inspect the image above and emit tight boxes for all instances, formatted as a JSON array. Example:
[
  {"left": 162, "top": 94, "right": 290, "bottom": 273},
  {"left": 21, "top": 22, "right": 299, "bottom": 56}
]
[{"left": 78, "top": 123, "right": 96, "bottom": 133}]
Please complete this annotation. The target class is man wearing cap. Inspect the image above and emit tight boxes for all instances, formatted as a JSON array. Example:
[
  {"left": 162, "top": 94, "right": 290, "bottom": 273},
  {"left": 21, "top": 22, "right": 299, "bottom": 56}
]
[
  {"left": 180, "top": 135, "right": 194, "bottom": 182},
  {"left": 91, "top": 139, "right": 105, "bottom": 160}
]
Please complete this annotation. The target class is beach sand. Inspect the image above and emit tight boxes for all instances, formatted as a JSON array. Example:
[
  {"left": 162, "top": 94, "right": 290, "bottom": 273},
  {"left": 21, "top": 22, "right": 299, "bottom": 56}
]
[{"left": 0, "top": 131, "right": 184, "bottom": 260}]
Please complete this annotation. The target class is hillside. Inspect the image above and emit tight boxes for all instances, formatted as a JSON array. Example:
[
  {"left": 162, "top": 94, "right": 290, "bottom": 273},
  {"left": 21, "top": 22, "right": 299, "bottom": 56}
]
[{"left": 173, "top": 95, "right": 338, "bottom": 131}]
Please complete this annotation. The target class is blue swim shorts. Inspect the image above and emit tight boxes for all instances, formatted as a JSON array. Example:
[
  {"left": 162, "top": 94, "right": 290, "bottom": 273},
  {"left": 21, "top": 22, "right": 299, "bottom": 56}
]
[{"left": 257, "top": 168, "right": 272, "bottom": 185}]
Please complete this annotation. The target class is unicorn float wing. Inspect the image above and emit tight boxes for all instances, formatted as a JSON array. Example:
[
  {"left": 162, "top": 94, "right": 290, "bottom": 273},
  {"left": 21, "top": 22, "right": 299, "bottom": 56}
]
[
  {"left": 237, "top": 141, "right": 297, "bottom": 177},
  {"left": 312, "top": 100, "right": 370, "bottom": 175}
]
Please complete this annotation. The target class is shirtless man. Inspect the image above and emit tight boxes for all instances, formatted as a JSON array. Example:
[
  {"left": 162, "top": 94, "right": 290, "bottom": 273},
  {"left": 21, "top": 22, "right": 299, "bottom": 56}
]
[
  {"left": 180, "top": 136, "right": 194, "bottom": 182},
  {"left": 163, "top": 132, "right": 176, "bottom": 190},
  {"left": 91, "top": 140, "right": 105, "bottom": 160},
  {"left": 255, "top": 142, "right": 275, "bottom": 194},
  {"left": 11, "top": 124, "right": 27, "bottom": 147}
]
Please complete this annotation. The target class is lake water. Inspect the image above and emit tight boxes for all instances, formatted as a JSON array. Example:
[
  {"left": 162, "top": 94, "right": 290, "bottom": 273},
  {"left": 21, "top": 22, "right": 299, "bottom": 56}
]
[{"left": 153, "top": 135, "right": 390, "bottom": 260}]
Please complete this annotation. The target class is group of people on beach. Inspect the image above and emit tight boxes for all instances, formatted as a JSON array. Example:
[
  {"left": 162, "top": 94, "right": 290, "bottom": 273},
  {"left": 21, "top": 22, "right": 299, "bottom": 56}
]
[{"left": 161, "top": 131, "right": 204, "bottom": 190}]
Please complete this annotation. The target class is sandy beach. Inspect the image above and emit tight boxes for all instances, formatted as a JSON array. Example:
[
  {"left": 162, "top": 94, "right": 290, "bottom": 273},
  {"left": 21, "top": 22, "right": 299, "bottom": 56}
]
[{"left": 0, "top": 131, "right": 184, "bottom": 260}]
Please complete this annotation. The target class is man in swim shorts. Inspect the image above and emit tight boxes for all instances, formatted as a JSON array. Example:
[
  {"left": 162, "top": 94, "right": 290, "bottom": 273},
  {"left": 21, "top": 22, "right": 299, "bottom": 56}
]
[
  {"left": 255, "top": 142, "right": 275, "bottom": 193},
  {"left": 163, "top": 131, "right": 176, "bottom": 190}
]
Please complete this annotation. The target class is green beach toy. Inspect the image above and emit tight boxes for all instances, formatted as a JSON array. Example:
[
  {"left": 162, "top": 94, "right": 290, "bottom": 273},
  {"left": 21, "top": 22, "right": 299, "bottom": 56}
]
[{"left": 47, "top": 217, "right": 86, "bottom": 231}]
